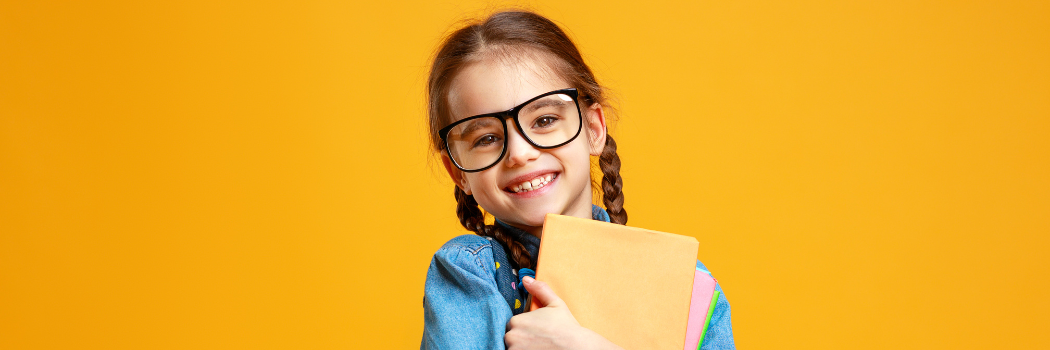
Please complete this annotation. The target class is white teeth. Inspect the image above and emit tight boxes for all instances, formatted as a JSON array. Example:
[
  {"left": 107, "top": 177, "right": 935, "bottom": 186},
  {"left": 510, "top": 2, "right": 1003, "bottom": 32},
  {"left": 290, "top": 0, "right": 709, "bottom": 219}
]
[{"left": 510, "top": 174, "right": 557, "bottom": 193}]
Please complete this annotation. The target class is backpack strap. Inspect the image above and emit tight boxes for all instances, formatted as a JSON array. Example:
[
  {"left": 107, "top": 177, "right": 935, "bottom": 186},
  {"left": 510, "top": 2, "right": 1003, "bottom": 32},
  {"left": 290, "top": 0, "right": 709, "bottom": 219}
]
[{"left": 486, "top": 236, "right": 527, "bottom": 315}]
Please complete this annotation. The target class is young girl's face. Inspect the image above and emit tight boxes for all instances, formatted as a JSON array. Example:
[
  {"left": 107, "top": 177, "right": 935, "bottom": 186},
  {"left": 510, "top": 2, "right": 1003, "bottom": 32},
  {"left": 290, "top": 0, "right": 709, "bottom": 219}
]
[{"left": 442, "top": 53, "right": 607, "bottom": 235}]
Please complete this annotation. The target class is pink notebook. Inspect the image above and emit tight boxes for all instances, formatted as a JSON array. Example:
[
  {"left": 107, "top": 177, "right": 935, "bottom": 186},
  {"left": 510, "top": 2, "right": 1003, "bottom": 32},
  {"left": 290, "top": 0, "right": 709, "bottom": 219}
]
[{"left": 684, "top": 268, "right": 717, "bottom": 350}]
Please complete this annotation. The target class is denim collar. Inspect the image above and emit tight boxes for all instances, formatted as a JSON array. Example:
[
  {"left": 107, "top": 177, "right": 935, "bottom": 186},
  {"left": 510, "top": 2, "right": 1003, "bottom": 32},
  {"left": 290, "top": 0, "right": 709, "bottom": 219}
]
[{"left": 494, "top": 205, "right": 612, "bottom": 265}]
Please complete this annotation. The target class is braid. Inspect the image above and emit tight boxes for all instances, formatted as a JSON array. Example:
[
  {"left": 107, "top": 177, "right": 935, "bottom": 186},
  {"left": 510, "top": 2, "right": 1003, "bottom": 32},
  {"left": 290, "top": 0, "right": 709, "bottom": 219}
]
[
  {"left": 454, "top": 187, "right": 534, "bottom": 269},
  {"left": 599, "top": 135, "right": 627, "bottom": 225}
]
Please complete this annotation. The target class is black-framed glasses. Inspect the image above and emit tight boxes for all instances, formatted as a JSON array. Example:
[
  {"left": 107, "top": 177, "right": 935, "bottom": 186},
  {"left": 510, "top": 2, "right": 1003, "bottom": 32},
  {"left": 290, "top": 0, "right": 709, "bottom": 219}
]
[{"left": 439, "top": 88, "right": 583, "bottom": 172}]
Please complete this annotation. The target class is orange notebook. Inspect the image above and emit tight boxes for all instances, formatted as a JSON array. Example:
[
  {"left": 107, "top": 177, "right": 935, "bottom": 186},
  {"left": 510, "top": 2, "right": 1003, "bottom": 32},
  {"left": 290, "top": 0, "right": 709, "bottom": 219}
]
[{"left": 531, "top": 214, "right": 699, "bottom": 350}]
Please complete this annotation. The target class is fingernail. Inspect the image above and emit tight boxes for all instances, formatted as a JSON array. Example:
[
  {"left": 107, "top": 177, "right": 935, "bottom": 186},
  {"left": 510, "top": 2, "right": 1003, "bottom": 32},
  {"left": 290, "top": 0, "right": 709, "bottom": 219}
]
[{"left": 523, "top": 276, "right": 534, "bottom": 285}]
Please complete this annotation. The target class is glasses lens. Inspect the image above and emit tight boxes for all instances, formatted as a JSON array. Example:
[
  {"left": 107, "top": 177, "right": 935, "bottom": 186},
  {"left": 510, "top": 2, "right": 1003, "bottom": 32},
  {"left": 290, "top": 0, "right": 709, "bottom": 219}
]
[
  {"left": 445, "top": 116, "right": 505, "bottom": 171},
  {"left": 518, "top": 93, "right": 581, "bottom": 147}
]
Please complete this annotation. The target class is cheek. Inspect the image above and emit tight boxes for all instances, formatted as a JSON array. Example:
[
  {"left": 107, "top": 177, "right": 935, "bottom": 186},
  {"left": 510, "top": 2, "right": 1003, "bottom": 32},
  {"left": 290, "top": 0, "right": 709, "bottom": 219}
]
[
  {"left": 558, "top": 145, "right": 596, "bottom": 179},
  {"left": 464, "top": 173, "right": 499, "bottom": 194},
  {"left": 572, "top": 139, "right": 596, "bottom": 163}
]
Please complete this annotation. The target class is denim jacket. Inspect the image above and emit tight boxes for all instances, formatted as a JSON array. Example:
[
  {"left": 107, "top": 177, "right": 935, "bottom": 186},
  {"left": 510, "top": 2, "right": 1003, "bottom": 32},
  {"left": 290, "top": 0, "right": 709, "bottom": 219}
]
[{"left": 421, "top": 206, "right": 735, "bottom": 349}]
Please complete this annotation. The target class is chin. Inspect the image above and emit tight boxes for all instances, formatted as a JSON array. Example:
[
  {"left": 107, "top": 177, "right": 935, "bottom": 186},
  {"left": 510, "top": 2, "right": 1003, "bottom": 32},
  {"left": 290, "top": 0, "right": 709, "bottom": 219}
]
[
  {"left": 515, "top": 204, "right": 567, "bottom": 227},
  {"left": 493, "top": 207, "right": 552, "bottom": 229},
  {"left": 518, "top": 214, "right": 547, "bottom": 227}
]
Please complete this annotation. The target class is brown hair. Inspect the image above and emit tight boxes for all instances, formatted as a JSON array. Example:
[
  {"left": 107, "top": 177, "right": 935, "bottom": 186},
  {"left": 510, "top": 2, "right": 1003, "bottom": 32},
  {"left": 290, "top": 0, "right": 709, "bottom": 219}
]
[{"left": 427, "top": 10, "right": 626, "bottom": 269}]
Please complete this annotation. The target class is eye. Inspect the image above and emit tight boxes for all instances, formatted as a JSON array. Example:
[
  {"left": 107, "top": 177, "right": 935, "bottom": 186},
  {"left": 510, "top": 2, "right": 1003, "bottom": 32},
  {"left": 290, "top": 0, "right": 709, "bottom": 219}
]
[
  {"left": 472, "top": 134, "right": 502, "bottom": 149},
  {"left": 534, "top": 115, "right": 558, "bottom": 128}
]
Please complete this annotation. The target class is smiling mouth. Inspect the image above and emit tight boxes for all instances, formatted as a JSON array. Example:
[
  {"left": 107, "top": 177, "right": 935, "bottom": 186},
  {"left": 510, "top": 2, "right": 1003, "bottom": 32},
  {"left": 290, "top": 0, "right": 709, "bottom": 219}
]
[{"left": 505, "top": 173, "right": 558, "bottom": 193}]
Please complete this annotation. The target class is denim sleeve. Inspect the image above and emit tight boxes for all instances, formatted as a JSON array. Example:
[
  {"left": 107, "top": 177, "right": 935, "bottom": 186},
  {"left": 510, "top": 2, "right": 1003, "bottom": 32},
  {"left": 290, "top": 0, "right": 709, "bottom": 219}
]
[
  {"left": 421, "top": 235, "right": 512, "bottom": 350},
  {"left": 697, "top": 260, "right": 736, "bottom": 350}
]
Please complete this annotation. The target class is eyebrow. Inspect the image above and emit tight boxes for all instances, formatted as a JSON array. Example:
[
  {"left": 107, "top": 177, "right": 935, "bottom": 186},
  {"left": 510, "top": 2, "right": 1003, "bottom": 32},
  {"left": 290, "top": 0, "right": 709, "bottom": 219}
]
[
  {"left": 456, "top": 118, "right": 498, "bottom": 139},
  {"left": 521, "top": 98, "right": 568, "bottom": 114}
]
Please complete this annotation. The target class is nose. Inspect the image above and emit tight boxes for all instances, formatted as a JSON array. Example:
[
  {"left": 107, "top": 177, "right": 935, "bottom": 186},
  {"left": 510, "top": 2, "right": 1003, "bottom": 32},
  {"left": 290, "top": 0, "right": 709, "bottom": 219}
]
[{"left": 503, "top": 122, "right": 540, "bottom": 168}]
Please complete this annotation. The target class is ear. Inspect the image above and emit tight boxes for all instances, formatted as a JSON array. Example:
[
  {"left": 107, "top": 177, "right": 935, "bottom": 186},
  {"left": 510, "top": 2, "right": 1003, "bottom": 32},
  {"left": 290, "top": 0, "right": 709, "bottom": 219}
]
[
  {"left": 583, "top": 103, "right": 608, "bottom": 156},
  {"left": 441, "top": 153, "right": 472, "bottom": 195}
]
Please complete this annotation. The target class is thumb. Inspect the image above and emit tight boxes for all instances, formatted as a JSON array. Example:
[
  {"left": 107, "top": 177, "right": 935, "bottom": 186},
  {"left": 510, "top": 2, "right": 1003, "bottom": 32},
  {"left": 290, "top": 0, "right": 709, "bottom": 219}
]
[{"left": 522, "top": 276, "right": 565, "bottom": 308}]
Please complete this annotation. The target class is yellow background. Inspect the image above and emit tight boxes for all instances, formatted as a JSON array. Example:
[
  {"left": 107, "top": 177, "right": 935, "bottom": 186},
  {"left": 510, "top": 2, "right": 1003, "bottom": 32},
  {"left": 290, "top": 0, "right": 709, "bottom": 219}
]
[{"left": 2, "top": 1, "right": 1047, "bottom": 348}]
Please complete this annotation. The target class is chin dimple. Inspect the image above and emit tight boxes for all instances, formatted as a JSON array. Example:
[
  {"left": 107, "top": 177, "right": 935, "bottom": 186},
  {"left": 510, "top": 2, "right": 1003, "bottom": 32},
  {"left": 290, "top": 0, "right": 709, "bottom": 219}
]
[{"left": 508, "top": 174, "right": 555, "bottom": 193}]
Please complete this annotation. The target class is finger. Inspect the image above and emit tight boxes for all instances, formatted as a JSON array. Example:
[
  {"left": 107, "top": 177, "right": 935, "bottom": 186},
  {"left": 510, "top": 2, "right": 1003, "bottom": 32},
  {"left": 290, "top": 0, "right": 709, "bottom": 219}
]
[
  {"left": 504, "top": 317, "right": 530, "bottom": 350},
  {"left": 522, "top": 276, "right": 565, "bottom": 308},
  {"left": 505, "top": 314, "right": 520, "bottom": 332}
]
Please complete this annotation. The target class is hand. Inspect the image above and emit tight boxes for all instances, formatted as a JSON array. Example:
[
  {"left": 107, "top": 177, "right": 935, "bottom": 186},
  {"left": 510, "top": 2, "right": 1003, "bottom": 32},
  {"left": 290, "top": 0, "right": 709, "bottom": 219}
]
[{"left": 504, "top": 276, "right": 623, "bottom": 350}]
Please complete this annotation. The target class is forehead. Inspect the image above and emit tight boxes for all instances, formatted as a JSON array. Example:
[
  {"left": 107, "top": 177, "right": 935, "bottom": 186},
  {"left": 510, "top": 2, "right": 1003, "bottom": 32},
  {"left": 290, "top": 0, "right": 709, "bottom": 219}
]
[{"left": 448, "top": 53, "right": 569, "bottom": 121}]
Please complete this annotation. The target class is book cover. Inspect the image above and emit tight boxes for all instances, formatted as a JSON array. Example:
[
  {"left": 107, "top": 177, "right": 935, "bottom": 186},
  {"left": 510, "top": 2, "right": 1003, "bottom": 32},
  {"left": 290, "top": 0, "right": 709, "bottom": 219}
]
[
  {"left": 684, "top": 268, "right": 718, "bottom": 350},
  {"left": 532, "top": 214, "right": 699, "bottom": 350}
]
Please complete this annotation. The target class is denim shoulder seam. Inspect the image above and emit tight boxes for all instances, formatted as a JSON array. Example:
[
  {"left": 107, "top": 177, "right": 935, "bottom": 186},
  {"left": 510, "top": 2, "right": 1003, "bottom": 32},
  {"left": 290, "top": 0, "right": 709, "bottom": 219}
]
[
  {"left": 436, "top": 234, "right": 496, "bottom": 274},
  {"left": 439, "top": 234, "right": 493, "bottom": 253}
]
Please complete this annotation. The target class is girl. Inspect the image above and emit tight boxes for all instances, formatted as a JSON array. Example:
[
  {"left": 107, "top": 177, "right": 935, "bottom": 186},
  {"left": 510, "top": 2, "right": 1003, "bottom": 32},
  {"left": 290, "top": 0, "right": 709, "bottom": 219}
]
[{"left": 421, "top": 11, "right": 735, "bottom": 350}]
